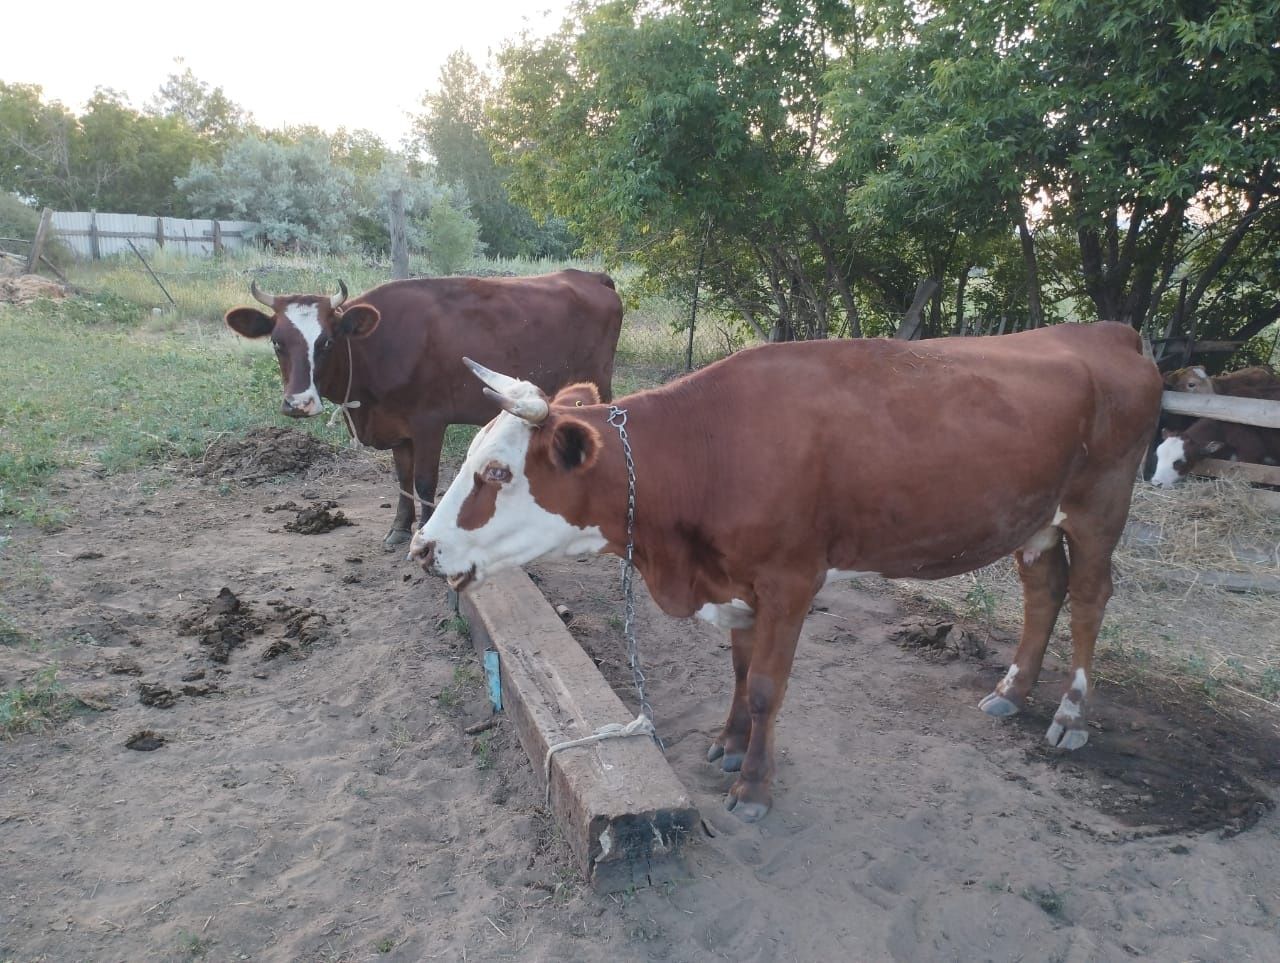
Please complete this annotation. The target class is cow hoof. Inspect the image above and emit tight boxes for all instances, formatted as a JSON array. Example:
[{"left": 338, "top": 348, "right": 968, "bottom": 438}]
[
  {"left": 1045, "top": 720, "right": 1089, "bottom": 750},
  {"left": 724, "top": 782, "right": 771, "bottom": 822},
  {"left": 978, "top": 692, "right": 1021, "bottom": 717},
  {"left": 707, "top": 742, "right": 724, "bottom": 763},
  {"left": 383, "top": 528, "right": 412, "bottom": 551},
  {"left": 720, "top": 752, "right": 745, "bottom": 773}
]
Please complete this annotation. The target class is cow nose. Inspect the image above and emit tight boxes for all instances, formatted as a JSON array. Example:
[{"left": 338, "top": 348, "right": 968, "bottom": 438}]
[
  {"left": 281, "top": 398, "right": 306, "bottom": 418},
  {"left": 410, "top": 538, "right": 436, "bottom": 569}
]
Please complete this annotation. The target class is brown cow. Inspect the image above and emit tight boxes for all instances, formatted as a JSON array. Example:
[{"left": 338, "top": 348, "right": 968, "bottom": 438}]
[
  {"left": 1152, "top": 418, "right": 1280, "bottom": 487},
  {"left": 409, "top": 321, "right": 1161, "bottom": 821},
  {"left": 225, "top": 271, "right": 623, "bottom": 547},
  {"left": 1163, "top": 364, "right": 1280, "bottom": 398}
]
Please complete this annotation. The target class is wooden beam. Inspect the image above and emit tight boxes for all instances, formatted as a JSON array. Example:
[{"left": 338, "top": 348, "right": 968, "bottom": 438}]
[
  {"left": 1192, "top": 458, "right": 1280, "bottom": 488},
  {"left": 458, "top": 570, "right": 698, "bottom": 891},
  {"left": 25, "top": 207, "right": 52, "bottom": 274},
  {"left": 1161, "top": 391, "right": 1280, "bottom": 430}
]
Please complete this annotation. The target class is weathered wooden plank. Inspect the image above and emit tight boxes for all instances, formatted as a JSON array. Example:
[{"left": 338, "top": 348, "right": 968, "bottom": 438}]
[
  {"left": 1161, "top": 391, "right": 1280, "bottom": 430},
  {"left": 458, "top": 570, "right": 698, "bottom": 891},
  {"left": 1192, "top": 458, "right": 1280, "bottom": 488},
  {"left": 25, "top": 207, "right": 52, "bottom": 274}
]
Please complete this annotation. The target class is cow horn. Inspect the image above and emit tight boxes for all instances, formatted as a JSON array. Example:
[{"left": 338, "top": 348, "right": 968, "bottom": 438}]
[
  {"left": 250, "top": 280, "right": 275, "bottom": 307},
  {"left": 331, "top": 279, "right": 348, "bottom": 309},
  {"left": 483, "top": 387, "right": 549, "bottom": 425},
  {"left": 463, "top": 357, "right": 523, "bottom": 395}
]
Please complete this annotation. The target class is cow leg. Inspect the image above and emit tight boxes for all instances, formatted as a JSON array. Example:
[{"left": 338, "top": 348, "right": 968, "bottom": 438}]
[
  {"left": 411, "top": 420, "right": 447, "bottom": 528},
  {"left": 383, "top": 441, "right": 416, "bottom": 550},
  {"left": 724, "top": 595, "right": 807, "bottom": 823},
  {"left": 707, "top": 625, "right": 753, "bottom": 772},
  {"left": 979, "top": 540, "right": 1068, "bottom": 717},
  {"left": 1045, "top": 533, "right": 1115, "bottom": 750}
]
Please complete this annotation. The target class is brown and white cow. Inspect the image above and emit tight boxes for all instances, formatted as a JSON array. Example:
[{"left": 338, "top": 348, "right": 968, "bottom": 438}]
[
  {"left": 410, "top": 322, "right": 1161, "bottom": 821},
  {"left": 1163, "top": 364, "right": 1280, "bottom": 397},
  {"left": 225, "top": 270, "right": 623, "bottom": 547},
  {"left": 1152, "top": 418, "right": 1280, "bottom": 487}
]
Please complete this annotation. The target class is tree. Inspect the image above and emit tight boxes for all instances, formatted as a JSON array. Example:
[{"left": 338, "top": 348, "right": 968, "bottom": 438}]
[
  {"left": 414, "top": 50, "right": 575, "bottom": 259},
  {"left": 827, "top": 0, "right": 1280, "bottom": 343},
  {"left": 148, "top": 60, "right": 250, "bottom": 149},
  {"left": 178, "top": 135, "right": 357, "bottom": 250},
  {"left": 491, "top": 0, "right": 870, "bottom": 340}
]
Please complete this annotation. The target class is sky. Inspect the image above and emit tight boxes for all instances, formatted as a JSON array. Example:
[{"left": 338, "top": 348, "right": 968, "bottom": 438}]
[{"left": 4, "top": 0, "right": 571, "bottom": 148}]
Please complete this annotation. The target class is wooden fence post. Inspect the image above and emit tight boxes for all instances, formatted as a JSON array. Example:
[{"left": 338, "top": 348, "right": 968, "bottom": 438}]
[
  {"left": 212, "top": 220, "right": 224, "bottom": 256},
  {"left": 155, "top": 216, "right": 165, "bottom": 249},
  {"left": 88, "top": 211, "right": 100, "bottom": 260},
  {"left": 25, "top": 207, "right": 53, "bottom": 273},
  {"left": 388, "top": 189, "right": 409, "bottom": 279}
]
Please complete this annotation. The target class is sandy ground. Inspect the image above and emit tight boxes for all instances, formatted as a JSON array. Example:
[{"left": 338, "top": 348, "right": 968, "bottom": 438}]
[{"left": 2, "top": 436, "right": 1279, "bottom": 962}]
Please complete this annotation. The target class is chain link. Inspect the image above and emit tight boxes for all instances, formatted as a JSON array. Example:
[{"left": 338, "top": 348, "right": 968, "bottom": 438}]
[{"left": 606, "top": 405, "right": 663, "bottom": 750}]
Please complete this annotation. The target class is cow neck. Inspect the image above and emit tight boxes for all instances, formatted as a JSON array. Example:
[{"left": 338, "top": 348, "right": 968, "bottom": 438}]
[
  {"left": 315, "top": 336, "right": 359, "bottom": 406},
  {"left": 589, "top": 386, "right": 722, "bottom": 619}
]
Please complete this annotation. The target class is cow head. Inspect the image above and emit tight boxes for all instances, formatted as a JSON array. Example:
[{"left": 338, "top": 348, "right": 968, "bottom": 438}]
[
  {"left": 225, "top": 281, "right": 380, "bottom": 418},
  {"left": 409, "top": 359, "right": 610, "bottom": 592},
  {"left": 1163, "top": 365, "right": 1214, "bottom": 394},
  {"left": 1151, "top": 428, "right": 1227, "bottom": 488}
]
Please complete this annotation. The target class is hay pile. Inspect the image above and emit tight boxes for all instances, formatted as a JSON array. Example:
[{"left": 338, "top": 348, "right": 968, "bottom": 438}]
[
  {"left": 891, "top": 476, "right": 1280, "bottom": 699},
  {"left": 1, "top": 273, "right": 69, "bottom": 304}
]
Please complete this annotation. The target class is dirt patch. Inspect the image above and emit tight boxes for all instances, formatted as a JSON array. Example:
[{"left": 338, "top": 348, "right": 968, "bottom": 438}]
[
  {"left": 192, "top": 427, "right": 342, "bottom": 483},
  {"left": 3, "top": 464, "right": 1279, "bottom": 963}
]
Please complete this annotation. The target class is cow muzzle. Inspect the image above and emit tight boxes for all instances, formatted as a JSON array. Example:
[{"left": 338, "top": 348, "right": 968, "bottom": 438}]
[
  {"left": 408, "top": 535, "right": 478, "bottom": 592},
  {"left": 281, "top": 396, "right": 320, "bottom": 418}
]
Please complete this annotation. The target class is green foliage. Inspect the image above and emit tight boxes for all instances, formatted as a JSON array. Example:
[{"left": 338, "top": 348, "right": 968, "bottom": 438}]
[
  {"left": 178, "top": 135, "right": 358, "bottom": 251},
  {"left": 0, "top": 193, "right": 72, "bottom": 269},
  {"left": 0, "top": 82, "right": 212, "bottom": 215},
  {"left": 413, "top": 51, "right": 577, "bottom": 259},
  {"left": 0, "top": 667, "right": 75, "bottom": 736},
  {"left": 423, "top": 197, "right": 483, "bottom": 274},
  {"left": 0, "top": 294, "right": 329, "bottom": 524}
]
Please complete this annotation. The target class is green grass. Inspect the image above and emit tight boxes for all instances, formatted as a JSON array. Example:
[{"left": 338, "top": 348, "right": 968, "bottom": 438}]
[
  {"left": 3, "top": 251, "right": 719, "bottom": 529},
  {"left": 0, "top": 294, "right": 334, "bottom": 525},
  {"left": 0, "top": 667, "right": 79, "bottom": 736}
]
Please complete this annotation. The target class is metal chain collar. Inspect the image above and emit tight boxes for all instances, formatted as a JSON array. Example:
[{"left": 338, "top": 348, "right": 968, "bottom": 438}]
[{"left": 606, "top": 405, "right": 663, "bottom": 750}]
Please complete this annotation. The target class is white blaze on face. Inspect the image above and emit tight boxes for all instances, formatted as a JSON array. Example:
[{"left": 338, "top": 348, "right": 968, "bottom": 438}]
[
  {"left": 282, "top": 303, "right": 323, "bottom": 415},
  {"left": 1152, "top": 435, "right": 1188, "bottom": 488},
  {"left": 411, "top": 408, "right": 607, "bottom": 588}
]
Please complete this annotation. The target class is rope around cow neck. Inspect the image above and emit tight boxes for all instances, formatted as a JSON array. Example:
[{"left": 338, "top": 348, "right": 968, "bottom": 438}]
[{"left": 325, "top": 338, "right": 364, "bottom": 448}]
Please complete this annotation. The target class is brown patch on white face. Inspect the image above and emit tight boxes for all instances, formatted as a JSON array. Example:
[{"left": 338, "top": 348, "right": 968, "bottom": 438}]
[{"left": 457, "top": 462, "right": 512, "bottom": 531}]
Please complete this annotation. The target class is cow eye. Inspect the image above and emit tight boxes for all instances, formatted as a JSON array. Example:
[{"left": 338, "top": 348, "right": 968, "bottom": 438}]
[
  {"left": 271, "top": 340, "right": 283, "bottom": 354},
  {"left": 483, "top": 464, "right": 512, "bottom": 484},
  {"left": 317, "top": 336, "right": 333, "bottom": 353}
]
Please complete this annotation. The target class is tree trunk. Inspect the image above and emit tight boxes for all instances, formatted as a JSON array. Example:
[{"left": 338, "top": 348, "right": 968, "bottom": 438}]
[
  {"left": 897, "top": 277, "right": 940, "bottom": 340},
  {"left": 953, "top": 265, "right": 972, "bottom": 335},
  {"left": 1016, "top": 208, "right": 1044, "bottom": 329}
]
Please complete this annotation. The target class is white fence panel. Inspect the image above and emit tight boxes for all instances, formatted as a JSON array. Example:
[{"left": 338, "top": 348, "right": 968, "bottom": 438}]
[{"left": 50, "top": 211, "right": 256, "bottom": 259}]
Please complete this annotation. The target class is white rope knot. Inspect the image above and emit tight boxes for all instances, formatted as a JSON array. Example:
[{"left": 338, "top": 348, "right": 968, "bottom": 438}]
[
  {"left": 542, "top": 713, "right": 655, "bottom": 805},
  {"left": 326, "top": 399, "right": 362, "bottom": 429}
]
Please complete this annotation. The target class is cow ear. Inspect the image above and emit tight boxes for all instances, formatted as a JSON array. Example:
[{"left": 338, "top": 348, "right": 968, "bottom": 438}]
[
  {"left": 549, "top": 416, "right": 601, "bottom": 472},
  {"left": 553, "top": 382, "right": 601, "bottom": 408},
  {"left": 225, "top": 307, "right": 275, "bottom": 339},
  {"left": 335, "top": 304, "right": 380, "bottom": 339}
]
